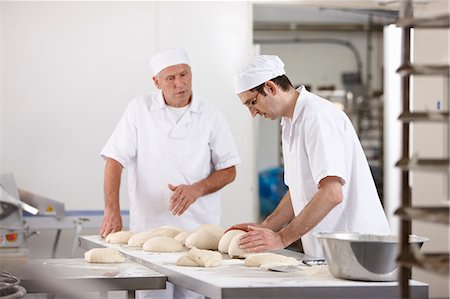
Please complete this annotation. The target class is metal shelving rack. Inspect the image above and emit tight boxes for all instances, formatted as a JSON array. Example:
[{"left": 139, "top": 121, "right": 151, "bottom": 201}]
[{"left": 394, "top": 1, "right": 450, "bottom": 297}]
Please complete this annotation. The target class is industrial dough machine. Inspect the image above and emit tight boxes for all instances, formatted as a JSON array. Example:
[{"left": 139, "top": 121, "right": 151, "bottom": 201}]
[
  {"left": 0, "top": 174, "right": 165, "bottom": 298},
  {"left": 0, "top": 173, "right": 67, "bottom": 258},
  {"left": 0, "top": 179, "right": 38, "bottom": 254}
]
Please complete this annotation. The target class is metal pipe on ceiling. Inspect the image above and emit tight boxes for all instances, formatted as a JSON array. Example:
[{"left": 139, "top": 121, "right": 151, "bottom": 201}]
[{"left": 253, "top": 37, "right": 363, "bottom": 79}]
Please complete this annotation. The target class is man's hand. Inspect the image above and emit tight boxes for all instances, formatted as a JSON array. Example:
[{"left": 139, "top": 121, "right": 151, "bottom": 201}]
[
  {"left": 168, "top": 183, "right": 202, "bottom": 216},
  {"left": 100, "top": 209, "right": 122, "bottom": 238},
  {"left": 238, "top": 226, "right": 286, "bottom": 252}
]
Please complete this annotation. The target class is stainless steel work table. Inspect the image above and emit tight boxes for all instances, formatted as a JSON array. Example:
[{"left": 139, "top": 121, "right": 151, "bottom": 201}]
[
  {"left": 80, "top": 235, "right": 428, "bottom": 299},
  {"left": 3, "top": 257, "right": 166, "bottom": 298}
]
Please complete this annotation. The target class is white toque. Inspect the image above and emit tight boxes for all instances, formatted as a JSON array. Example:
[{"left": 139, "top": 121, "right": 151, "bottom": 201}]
[{"left": 233, "top": 55, "right": 286, "bottom": 95}]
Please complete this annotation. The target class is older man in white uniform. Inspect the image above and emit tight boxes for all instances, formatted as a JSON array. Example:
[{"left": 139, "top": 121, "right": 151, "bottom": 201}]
[
  {"left": 100, "top": 48, "right": 240, "bottom": 298},
  {"left": 230, "top": 55, "right": 390, "bottom": 258}
]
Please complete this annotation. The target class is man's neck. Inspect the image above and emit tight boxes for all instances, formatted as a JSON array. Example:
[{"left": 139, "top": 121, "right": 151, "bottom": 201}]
[
  {"left": 163, "top": 94, "right": 192, "bottom": 108},
  {"left": 285, "top": 88, "right": 300, "bottom": 119}
]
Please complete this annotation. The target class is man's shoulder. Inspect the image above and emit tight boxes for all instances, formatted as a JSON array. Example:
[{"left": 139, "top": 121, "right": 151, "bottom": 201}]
[
  {"left": 133, "top": 92, "right": 158, "bottom": 102},
  {"left": 192, "top": 95, "right": 222, "bottom": 114},
  {"left": 129, "top": 92, "right": 160, "bottom": 109},
  {"left": 301, "top": 97, "right": 349, "bottom": 131},
  {"left": 304, "top": 92, "right": 340, "bottom": 115}
]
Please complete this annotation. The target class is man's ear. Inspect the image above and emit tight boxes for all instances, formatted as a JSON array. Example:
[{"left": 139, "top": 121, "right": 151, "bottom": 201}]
[
  {"left": 265, "top": 81, "right": 278, "bottom": 95},
  {"left": 152, "top": 76, "right": 161, "bottom": 89}
]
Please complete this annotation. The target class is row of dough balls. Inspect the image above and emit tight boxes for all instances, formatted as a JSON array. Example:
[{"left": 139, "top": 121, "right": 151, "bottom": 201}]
[
  {"left": 104, "top": 224, "right": 226, "bottom": 253},
  {"left": 103, "top": 225, "right": 300, "bottom": 269},
  {"left": 177, "top": 250, "right": 299, "bottom": 268},
  {"left": 105, "top": 225, "right": 264, "bottom": 259},
  {"left": 85, "top": 246, "right": 298, "bottom": 271},
  {"left": 174, "top": 230, "right": 300, "bottom": 269}
]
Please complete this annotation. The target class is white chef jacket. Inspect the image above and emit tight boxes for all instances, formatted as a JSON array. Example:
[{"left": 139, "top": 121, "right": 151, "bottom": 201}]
[
  {"left": 101, "top": 91, "right": 241, "bottom": 232},
  {"left": 281, "top": 86, "right": 391, "bottom": 258}
]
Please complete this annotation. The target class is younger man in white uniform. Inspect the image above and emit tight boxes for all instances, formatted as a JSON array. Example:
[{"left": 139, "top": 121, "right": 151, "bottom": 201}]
[
  {"left": 231, "top": 55, "right": 390, "bottom": 258},
  {"left": 100, "top": 48, "right": 240, "bottom": 298}
]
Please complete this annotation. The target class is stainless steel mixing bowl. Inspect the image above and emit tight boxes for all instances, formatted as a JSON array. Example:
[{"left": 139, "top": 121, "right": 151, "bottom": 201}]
[{"left": 314, "top": 232, "right": 428, "bottom": 281}]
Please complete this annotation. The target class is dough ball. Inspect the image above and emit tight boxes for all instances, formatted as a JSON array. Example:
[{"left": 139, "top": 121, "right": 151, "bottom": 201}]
[
  {"left": 244, "top": 253, "right": 300, "bottom": 267},
  {"left": 218, "top": 230, "right": 245, "bottom": 253},
  {"left": 84, "top": 248, "right": 125, "bottom": 263},
  {"left": 143, "top": 236, "right": 183, "bottom": 252},
  {"left": 159, "top": 225, "right": 184, "bottom": 234},
  {"left": 128, "top": 230, "right": 156, "bottom": 247},
  {"left": 187, "top": 247, "right": 222, "bottom": 267},
  {"left": 259, "top": 262, "right": 296, "bottom": 270},
  {"left": 127, "top": 227, "right": 181, "bottom": 247},
  {"left": 174, "top": 231, "right": 191, "bottom": 246},
  {"left": 227, "top": 232, "right": 249, "bottom": 258},
  {"left": 195, "top": 224, "right": 224, "bottom": 239},
  {"left": 176, "top": 255, "right": 200, "bottom": 267},
  {"left": 149, "top": 227, "right": 183, "bottom": 238},
  {"left": 185, "top": 230, "right": 220, "bottom": 250},
  {"left": 105, "top": 231, "right": 134, "bottom": 244}
]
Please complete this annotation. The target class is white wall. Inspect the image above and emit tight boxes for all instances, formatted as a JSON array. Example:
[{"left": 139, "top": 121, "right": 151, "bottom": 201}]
[{"left": 1, "top": 1, "right": 257, "bottom": 228}]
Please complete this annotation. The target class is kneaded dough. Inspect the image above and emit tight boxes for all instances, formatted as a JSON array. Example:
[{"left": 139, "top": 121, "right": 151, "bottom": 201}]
[
  {"left": 244, "top": 253, "right": 299, "bottom": 267},
  {"left": 185, "top": 230, "right": 220, "bottom": 250},
  {"left": 127, "top": 230, "right": 156, "bottom": 247},
  {"left": 143, "top": 236, "right": 183, "bottom": 252},
  {"left": 148, "top": 227, "right": 183, "bottom": 238},
  {"left": 84, "top": 248, "right": 125, "bottom": 263},
  {"left": 259, "top": 262, "right": 296, "bottom": 270},
  {"left": 195, "top": 224, "right": 224, "bottom": 239},
  {"left": 127, "top": 227, "right": 181, "bottom": 247},
  {"left": 176, "top": 255, "right": 200, "bottom": 267},
  {"left": 159, "top": 225, "right": 184, "bottom": 234},
  {"left": 227, "top": 232, "right": 249, "bottom": 258},
  {"left": 187, "top": 247, "right": 222, "bottom": 267},
  {"left": 174, "top": 231, "right": 191, "bottom": 246},
  {"left": 105, "top": 231, "right": 135, "bottom": 244},
  {"left": 218, "top": 230, "right": 245, "bottom": 253}
]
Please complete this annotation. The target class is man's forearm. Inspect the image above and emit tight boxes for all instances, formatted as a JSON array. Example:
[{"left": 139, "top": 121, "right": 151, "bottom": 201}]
[
  {"left": 193, "top": 166, "right": 236, "bottom": 197},
  {"left": 100, "top": 158, "right": 124, "bottom": 237},
  {"left": 278, "top": 178, "right": 343, "bottom": 247},
  {"left": 262, "top": 191, "right": 295, "bottom": 232},
  {"left": 104, "top": 158, "right": 123, "bottom": 211}
]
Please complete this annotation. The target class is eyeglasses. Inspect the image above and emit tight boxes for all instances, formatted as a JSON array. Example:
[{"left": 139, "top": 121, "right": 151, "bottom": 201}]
[{"left": 244, "top": 91, "right": 259, "bottom": 108}]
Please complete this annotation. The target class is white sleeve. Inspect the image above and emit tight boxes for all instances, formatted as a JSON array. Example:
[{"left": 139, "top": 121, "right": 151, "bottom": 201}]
[
  {"left": 281, "top": 136, "right": 290, "bottom": 187},
  {"left": 100, "top": 100, "right": 138, "bottom": 168},
  {"left": 304, "top": 114, "right": 348, "bottom": 187},
  {"left": 209, "top": 110, "right": 241, "bottom": 171}
]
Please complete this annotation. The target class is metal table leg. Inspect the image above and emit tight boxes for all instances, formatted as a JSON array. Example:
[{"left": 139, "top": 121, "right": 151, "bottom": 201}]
[
  {"left": 70, "top": 218, "right": 89, "bottom": 258},
  {"left": 52, "top": 229, "right": 61, "bottom": 258}
]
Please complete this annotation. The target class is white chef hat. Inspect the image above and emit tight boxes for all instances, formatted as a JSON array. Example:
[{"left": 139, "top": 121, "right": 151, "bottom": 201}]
[
  {"left": 233, "top": 55, "right": 286, "bottom": 95},
  {"left": 150, "top": 48, "right": 190, "bottom": 75}
]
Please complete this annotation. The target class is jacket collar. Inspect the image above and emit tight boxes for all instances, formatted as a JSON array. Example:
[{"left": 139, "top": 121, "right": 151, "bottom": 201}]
[
  {"left": 281, "top": 85, "right": 306, "bottom": 127},
  {"left": 152, "top": 90, "right": 202, "bottom": 112}
]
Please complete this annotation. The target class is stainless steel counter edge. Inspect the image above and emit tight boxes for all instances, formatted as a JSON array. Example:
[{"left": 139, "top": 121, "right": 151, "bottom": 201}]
[
  {"left": 79, "top": 237, "right": 224, "bottom": 298},
  {"left": 79, "top": 236, "right": 429, "bottom": 299},
  {"left": 6, "top": 258, "right": 166, "bottom": 295},
  {"left": 21, "top": 275, "right": 167, "bottom": 294}
]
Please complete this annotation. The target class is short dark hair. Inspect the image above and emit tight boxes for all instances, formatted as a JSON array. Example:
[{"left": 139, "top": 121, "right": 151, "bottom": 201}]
[{"left": 250, "top": 75, "right": 293, "bottom": 96}]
